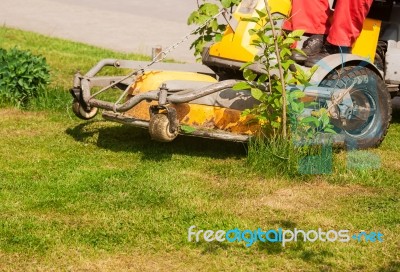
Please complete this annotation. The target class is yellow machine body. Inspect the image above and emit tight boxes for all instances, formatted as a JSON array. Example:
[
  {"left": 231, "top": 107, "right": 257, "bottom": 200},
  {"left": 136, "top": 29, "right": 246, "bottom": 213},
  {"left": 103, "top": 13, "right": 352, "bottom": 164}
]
[
  {"left": 125, "top": 71, "right": 259, "bottom": 135},
  {"left": 209, "top": 0, "right": 380, "bottom": 63},
  {"left": 352, "top": 18, "right": 381, "bottom": 62},
  {"left": 209, "top": 0, "right": 291, "bottom": 63}
]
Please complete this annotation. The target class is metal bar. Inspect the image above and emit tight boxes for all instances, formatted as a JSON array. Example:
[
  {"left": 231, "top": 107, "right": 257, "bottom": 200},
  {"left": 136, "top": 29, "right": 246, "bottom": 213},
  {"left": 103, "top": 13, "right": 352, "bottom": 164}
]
[
  {"left": 89, "top": 91, "right": 159, "bottom": 112},
  {"left": 102, "top": 111, "right": 149, "bottom": 128},
  {"left": 89, "top": 80, "right": 239, "bottom": 112},
  {"left": 167, "top": 80, "right": 239, "bottom": 103},
  {"left": 184, "top": 130, "right": 249, "bottom": 142},
  {"left": 103, "top": 110, "right": 348, "bottom": 145},
  {"left": 87, "top": 76, "right": 133, "bottom": 88},
  {"left": 102, "top": 111, "right": 249, "bottom": 142},
  {"left": 114, "top": 60, "right": 216, "bottom": 75},
  {"left": 83, "top": 59, "right": 215, "bottom": 77},
  {"left": 85, "top": 59, "right": 117, "bottom": 77},
  {"left": 302, "top": 86, "right": 333, "bottom": 99},
  {"left": 87, "top": 81, "right": 343, "bottom": 113}
]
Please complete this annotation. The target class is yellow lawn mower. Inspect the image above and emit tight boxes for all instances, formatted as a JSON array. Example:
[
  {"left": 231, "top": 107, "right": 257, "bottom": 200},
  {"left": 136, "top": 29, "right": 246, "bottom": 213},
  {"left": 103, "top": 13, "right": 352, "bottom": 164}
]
[{"left": 70, "top": 0, "right": 395, "bottom": 149}]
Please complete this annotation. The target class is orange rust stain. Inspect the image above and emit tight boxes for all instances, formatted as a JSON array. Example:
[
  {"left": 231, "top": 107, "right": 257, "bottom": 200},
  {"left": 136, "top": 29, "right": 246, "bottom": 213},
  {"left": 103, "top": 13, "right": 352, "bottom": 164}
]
[
  {"left": 172, "top": 103, "right": 191, "bottom": 121},
  {"left": 125, "top": 102, "right": 259, "bottom": 134},
  {"left": 300, "top": 96, "right": 316, "bottom": 103}
]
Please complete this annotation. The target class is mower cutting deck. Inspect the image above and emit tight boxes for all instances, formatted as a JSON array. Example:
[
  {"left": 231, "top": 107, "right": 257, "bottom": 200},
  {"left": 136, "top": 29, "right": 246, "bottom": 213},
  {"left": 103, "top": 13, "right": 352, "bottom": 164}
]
[{"left": 71, "top": 0, "right": 395, "bottom": 149}]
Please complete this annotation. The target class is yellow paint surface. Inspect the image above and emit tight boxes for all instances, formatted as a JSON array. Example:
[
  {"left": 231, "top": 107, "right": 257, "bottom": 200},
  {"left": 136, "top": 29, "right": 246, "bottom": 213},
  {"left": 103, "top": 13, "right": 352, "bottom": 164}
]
[{"left": 125, "top": 71, "right": 260, "bottom": 135}]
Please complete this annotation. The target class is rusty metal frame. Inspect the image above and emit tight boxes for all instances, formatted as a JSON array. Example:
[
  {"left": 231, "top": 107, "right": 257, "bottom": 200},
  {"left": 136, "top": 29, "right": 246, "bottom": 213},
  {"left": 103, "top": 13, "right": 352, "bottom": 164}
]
[
  {"left": 72, "top": 59, "right": 224, "bottom": 112},
  {"left": 71, "top": 58, "right": 359, "bottom": 143},
  {"left": 102, "top": 111, "right": 250, "bottom": 142},
  {"left": 72, "top": 58, "right": 346, "bottom": 114}
]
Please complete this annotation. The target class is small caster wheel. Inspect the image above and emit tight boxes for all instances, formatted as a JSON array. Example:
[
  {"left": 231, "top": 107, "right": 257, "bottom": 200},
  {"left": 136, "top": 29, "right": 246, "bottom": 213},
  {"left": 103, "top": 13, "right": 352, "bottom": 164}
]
[
  {"left": 149, "top": 114, "right": 178, "bottom": 142},
  {"left": 72, "top": 99, "right": 98, "bottom": 120}
]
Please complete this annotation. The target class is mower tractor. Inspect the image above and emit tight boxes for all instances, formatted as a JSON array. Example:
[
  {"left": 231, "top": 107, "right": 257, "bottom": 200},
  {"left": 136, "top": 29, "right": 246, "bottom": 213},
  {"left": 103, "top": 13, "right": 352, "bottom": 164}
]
[{"left": 70, "top": 0, "right": 396, "bottom": 149}]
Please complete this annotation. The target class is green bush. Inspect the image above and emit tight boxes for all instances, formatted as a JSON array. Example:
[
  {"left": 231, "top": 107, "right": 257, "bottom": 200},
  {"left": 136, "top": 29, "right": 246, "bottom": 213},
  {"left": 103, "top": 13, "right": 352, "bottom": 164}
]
[{"left": 0, "top": 47, "right": 50, "bottom": 107}]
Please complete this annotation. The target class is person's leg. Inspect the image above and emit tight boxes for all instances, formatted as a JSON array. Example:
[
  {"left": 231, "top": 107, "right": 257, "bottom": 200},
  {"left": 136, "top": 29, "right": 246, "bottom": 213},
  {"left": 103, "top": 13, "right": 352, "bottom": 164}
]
[
  {"left": 305, "top": 0, "right": 374, "bottom": 66},
  {"left": 283, "top": 0, "right": 331, "bottom": 34},
  {"left": 327, "top": 0, "right": 374, "bottom": 46},
  {"left": 284, "top": 0, "right": 331, "bottom": 63}
]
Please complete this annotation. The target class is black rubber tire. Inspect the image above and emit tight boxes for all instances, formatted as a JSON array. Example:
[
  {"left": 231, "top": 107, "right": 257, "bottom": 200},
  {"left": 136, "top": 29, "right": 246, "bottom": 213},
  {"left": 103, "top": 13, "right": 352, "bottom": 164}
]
[
  {"left": 72, "top": 99, "right": 98, "bottom": 120},
  {"left": 319, "top": 66, "right": 392, "bottom": 149},
  {"left": 148, "top": 114, "right": 178, "bottom": 142}
]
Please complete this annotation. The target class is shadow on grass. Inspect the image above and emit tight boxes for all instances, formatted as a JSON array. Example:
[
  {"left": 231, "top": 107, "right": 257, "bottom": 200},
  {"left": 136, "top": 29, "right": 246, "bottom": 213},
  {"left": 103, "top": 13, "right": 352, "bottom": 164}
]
[
  {"left": 66, "top": 121, "right": 247, "bottom": 161},
  {"left": 269, "top": 220, "right": 297, "bottom": 229},
  {"left": 298, "top": 247, "right": 334, "bottom": 269},
  {"left": 64, "top": 98, "right": 400, "bottom": 162},
  {"left": 378, "top": 261, "right": 400, "bottom": 272},
  {"left": 284, "top": 242, "right": 334, "bottom": 271},
  {"left": 254, "top": 219, "right": 335, "bottom": 269},
  {"left": 200, "top": 241, "right": 229, "bottom": 254},
  {"left": 255, "top": 219, "right": 296, "bottom": 254}
]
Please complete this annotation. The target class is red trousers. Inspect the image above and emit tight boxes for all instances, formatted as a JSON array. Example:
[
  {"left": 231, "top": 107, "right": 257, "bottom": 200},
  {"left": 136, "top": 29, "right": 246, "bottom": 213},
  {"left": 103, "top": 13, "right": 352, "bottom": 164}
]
[{"left": 283, "top": 0, "right": 374, "bottom": 46}]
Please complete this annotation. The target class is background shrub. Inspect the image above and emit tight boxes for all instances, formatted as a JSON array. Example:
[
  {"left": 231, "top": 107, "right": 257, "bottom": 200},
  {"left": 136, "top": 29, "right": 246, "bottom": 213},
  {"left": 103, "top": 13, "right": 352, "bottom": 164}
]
[{"left": 0, "top": 47, "right": 50, "bottom": 107}]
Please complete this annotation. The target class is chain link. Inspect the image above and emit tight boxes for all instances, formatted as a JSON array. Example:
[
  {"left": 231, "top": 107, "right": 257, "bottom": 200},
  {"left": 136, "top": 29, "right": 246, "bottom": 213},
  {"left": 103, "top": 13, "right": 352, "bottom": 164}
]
[
  {"left": 148, "top": 8, "right": 226, "bottom": 66},
  {"left": 90, "top": 8, "right": 226, "bottom": 102}
]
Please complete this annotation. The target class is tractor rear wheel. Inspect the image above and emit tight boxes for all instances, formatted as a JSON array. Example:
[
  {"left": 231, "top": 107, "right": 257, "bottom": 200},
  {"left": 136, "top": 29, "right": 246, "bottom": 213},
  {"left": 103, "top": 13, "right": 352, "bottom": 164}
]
[{"left": 319, "top": 66, "right": 392, "bottom": 149}]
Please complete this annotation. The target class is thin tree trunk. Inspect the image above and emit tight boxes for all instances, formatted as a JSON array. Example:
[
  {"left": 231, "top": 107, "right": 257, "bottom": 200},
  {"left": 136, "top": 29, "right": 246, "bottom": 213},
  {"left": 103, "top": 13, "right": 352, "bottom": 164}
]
[{"left": 264, "top": 0, "right": 287, "bottom": 139}]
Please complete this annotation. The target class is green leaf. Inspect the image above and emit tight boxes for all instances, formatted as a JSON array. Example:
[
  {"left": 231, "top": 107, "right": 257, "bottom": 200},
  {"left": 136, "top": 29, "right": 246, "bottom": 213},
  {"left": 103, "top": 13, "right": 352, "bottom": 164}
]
[
  {"left": 211, "top": 20, "right": 219, "bottom": 31},
  {"left": 291, "top": 102, "right": 299, "bottom": 112},
  {"left": 289, "top": 90, "right": 305, "bottom": 99},
  {"left": 321, "top": 113, "right": 330, "bottom": 127},
  {"left": 187, "top": 11, "right": 199, "bottom": 24},
  {"left": 251, "top": 88, "right": 264, "bottom": 100},
  {"left": 215, "top": 33, "right": 223, "bottom": 42},
  {"left": 199, "top": 3, "right": 219, "bottom": 16},
  {"left": 324, "top": 128, "right": 337, "bottom": 134},
  {"left": 289, "top": 30, "right": 305, "bottom": 38},
  {"left": 233, "top": 82, "right": 252, "bottom": 90},
  {"left": 240, "top": 61, "right": 253, "bottom": 70},
  {"left": 257, "top": 74, "right": 268, "bottom": 84},
  {"left": 241, "top": 109, "right": 251, "bottom": 116},
  {"left": 221, "top": 0, "right": 232, "bottom": 8},
  {"left": 248, "top": 29, "right": 258, "bottom": 35},
  {"left": 298, "top": 103, "right": 305, "bottom": 113},
  {"left": 280, "top": 47, "right": 292, "bottom": 58},
  {"left": 180, "top": 125, "right": 197, "bottom": 133},
  {"left": 260, "top": 35, "right": 271, "bottom": 44},
  {"left": 283, "top": 37, "right": 295, "bottom": 45},
  {"left": 301, "top": 116, "right": 319, "bottom": 126},
  {"left": 281, "top": 60, "right": 294, "bottom": 70},
  {"left": 309, "top": 65, "right": 319, "bottom": 76},
  {"left": 241, "top": 17, "right": 259, "bottom": 23},
  {"left": 271, "top": 121, "right": 281, "bottom": 128},
  {"left": 196, "top": 14, "right": 211, "bottom": 24},
  {"left": 244, "top": 69, "right": 257, "bottom": 81},
  {"left": 255, "top": 9, "right": 267, "bottom": 18},
  {"left": 273, "top": 98, "right": 281, "bottom": 108}
]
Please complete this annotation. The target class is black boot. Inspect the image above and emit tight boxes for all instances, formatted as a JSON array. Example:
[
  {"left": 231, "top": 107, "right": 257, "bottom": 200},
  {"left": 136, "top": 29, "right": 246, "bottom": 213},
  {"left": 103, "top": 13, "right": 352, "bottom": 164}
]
[
  {"left": 291, "top": 34, "right": 324, "bottom": 64},
  {"left": 304, "top": 43, "right": 352, "bottom": 67}
]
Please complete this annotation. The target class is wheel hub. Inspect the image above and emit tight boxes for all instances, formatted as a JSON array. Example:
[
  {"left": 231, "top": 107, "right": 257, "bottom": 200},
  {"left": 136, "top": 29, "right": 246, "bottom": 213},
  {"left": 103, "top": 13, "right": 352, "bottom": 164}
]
[{"left": 337, "top": 89, "right": 376, "bottom": 135}]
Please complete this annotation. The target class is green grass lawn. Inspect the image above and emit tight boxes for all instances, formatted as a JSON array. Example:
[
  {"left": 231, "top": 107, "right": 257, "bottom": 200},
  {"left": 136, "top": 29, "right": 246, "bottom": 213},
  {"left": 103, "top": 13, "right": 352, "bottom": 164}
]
[{"left": 0, "top": 27, "right": 399, "bottom": 271}]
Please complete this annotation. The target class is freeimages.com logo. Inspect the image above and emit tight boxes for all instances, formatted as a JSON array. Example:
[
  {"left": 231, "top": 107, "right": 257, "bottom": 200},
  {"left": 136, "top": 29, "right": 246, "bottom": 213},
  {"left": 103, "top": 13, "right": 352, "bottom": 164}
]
[{"left": 188, "top": 226, "right": 384, "bottom": 247}]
